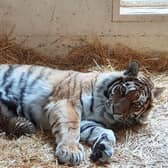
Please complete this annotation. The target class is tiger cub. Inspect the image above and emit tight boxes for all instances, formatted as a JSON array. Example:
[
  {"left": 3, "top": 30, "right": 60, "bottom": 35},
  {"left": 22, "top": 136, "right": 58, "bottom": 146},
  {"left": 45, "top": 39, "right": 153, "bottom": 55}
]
[{"left": 0, "top": 62, "right": 163, "bottom": 165}]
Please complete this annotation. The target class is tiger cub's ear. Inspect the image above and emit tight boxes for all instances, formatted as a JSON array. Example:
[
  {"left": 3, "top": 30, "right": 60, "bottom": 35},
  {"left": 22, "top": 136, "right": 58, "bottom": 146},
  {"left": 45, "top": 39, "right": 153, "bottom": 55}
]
[
  {"left": 124, "top": 61, "right": 140, "bottom": 77},
  {"left": 153, "top": 87, "right": 165, "bottom": 98}
]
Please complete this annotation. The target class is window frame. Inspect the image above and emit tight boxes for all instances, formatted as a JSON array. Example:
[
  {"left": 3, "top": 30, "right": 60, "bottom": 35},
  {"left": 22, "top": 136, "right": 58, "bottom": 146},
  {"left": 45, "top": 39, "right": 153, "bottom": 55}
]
[{"left": 112, "top": 0, "right": 168, "bottom": 22}]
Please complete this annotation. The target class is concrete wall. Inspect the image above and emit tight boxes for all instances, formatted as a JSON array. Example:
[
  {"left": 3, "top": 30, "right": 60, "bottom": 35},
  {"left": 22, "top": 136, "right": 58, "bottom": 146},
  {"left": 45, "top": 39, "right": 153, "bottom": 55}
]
[{"left": 0, "top": 0, "right": 168, "bottom": 56}]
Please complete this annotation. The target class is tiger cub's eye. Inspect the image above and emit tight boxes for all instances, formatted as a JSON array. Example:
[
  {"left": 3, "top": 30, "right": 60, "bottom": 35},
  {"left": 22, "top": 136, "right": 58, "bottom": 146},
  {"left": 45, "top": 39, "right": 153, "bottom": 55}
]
[
  {"left": 113, "top": 85, "right": 120, "bottom": 95},
  {"left": 120, "top": 85, "right": 126, "bottom": 96}
]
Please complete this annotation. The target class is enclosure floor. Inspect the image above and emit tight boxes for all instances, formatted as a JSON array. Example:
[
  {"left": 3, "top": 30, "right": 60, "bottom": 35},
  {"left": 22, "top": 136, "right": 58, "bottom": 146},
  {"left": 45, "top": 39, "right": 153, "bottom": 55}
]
[{"left": 0, "top": 73, "right": 168, "bottom": 168}]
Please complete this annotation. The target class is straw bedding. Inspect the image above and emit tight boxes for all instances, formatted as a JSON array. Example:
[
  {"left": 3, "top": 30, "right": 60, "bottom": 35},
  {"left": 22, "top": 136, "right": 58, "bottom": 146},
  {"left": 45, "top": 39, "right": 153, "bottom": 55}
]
[
  {"left": 0, "top": 35, "right": 168, "bottom": 72},
  {"left": 0, "top": 35, "right": 168, "bottom": 168}
]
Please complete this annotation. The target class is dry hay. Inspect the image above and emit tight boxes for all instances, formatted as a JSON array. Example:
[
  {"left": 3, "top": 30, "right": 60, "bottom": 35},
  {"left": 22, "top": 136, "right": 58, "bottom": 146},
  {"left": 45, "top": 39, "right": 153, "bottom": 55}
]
[
  {"left": 66, "top": 40, "right": 168, "bottom": 72},
  {"left": 0, "top": 35, "right": 168, "bottom": 72},
  {"left": 0, "top": 35, "right": 61, "bottom": 69},
  {"left": 0, "top": 35, "right": 168, "bottom": 167}
]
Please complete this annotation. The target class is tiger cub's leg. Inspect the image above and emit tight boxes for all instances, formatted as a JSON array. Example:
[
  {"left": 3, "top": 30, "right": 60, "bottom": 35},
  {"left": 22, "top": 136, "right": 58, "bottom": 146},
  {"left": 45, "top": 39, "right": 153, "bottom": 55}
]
[
  {"left": 0, "top": 115, "right": 36, "bottom": 137},
  {"left": 46, "top": 99, "right": 84, "bottom": 166},
  {"left": 80, "top": 120, "right": 116, "bottom": 163}
]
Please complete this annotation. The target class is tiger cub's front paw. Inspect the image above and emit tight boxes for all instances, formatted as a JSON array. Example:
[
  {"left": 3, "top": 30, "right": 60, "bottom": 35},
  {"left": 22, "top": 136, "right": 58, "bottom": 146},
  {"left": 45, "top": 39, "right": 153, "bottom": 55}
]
[
  {"left": 55, "top": 142, "right": 84, "bottom": 166},
  {"left": 90, "top": 132, "right": 116, "bottom": 163},
  {"left": 90, "top": 142, "right": 114, "bottom": 163},
  {"left": 90, "top": 143, "right": 114, "bottom": 163}
]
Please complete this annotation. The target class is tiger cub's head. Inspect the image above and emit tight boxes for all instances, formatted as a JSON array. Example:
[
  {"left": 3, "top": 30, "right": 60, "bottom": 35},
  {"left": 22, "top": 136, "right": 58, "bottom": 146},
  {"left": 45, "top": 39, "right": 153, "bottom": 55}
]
[{"left": 105, "top": 61, "right": 164, "bottom": 127}]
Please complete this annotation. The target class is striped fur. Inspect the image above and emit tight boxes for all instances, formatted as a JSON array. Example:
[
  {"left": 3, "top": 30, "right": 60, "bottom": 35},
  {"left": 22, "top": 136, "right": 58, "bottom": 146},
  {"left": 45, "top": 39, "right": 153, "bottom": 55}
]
[{"left": 0, "top": 63, "right": 162, "bottom": 165}]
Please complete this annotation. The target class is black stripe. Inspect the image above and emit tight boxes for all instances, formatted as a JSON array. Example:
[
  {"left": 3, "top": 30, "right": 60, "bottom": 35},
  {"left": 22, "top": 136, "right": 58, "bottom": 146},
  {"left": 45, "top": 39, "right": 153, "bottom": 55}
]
[
  {"left": 50, "top": 121, "right": 57, "bottom": 129},
  {"left": 96, "top": 133, "right": 109, "bottom": 144},
  {"left": 86, "top": 127, "right": 96, "bottom": 141},
  {"left": 80, "top": 124, "right": 97, "bottom": 133},
  {"left": 53, "top": 129, "right": 60, "bottom": 135},
  {"left": 50, "top": 118, "right": 60, "bottom": 128},
  {"left": 75, "top": 154, "right": 79, "bottom": 164},
  {"left": 69, "top": 153, "right": 74, "bottom": 164},
  {"left": 47, "top": 111, "right": 50, "bottom": 120},
  {"left": 4, "top": 80, "right": 14, "bottom": 96},
  {"left": 104, "top": 78, "right": 123, "bottom": 98},
  {"left": 18, "top": 72, "right": 25, "bottom": 85},
  {"left": 48, "top": 111, "right": 62, "bottom": 129},
  {"left": 19, "top": 66, "right": 33, "bottom": 117},
  {"left": 4, "top": 66, "right": 19, "bottom": 95},
  {"left": 90, "top": 80, "right": 94, "bottom": 113},
  {"left": 90, "top": 120, "right": 106, "bottom": 127},
  {"left": 112, "top": 104, "right": 115, "bottom": 114},
  {"left": 79, "top": 82, "right": 85, "bottom": 119},
  {"left": 79, "top": 82, "right": 83, "bottom": 106},
  {"left": 19, "top": 75, "right": 26, "bottom": 117},
  {"left": 72, "top": 73, "right": 78, "bottom": 94},
  {"left": 29, "top": 68, "right": 44, "bottom": 87},
  {"left": 54, "top": 122, "right": 62, "bottom": 129},
  {"left": 1, "top": 65, "right": 13, "bottom": 86},
  {"left": 17, "top": 72, "right": 25, "bottom": 116},
  {"left": 67, "top": 72, "right": 75, "bottom": 98},
  {"left": 92, "top": 133, "right": 109, "bottom": 148},
  {"left": 55, "top": 72, "right": 72, "bottom": 96},
  {"left": 104, "top": 90, "right": 109, "bottom": 98}
]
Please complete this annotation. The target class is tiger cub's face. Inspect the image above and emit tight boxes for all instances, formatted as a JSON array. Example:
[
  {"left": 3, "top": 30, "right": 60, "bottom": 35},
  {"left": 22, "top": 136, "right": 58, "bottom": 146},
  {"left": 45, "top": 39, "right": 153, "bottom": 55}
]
[{"left": 105, "top": 62, "right": 164, "bottom": 127}]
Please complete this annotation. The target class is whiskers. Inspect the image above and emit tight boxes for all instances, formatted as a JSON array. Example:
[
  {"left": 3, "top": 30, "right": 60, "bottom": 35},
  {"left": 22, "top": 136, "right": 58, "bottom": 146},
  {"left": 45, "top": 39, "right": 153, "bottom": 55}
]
[
  {"left": 124, "top": 118, "right": 137, "bottom": 127},
  {"left": 112, "top": 116, "right": 139, "bottom": 129}
]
